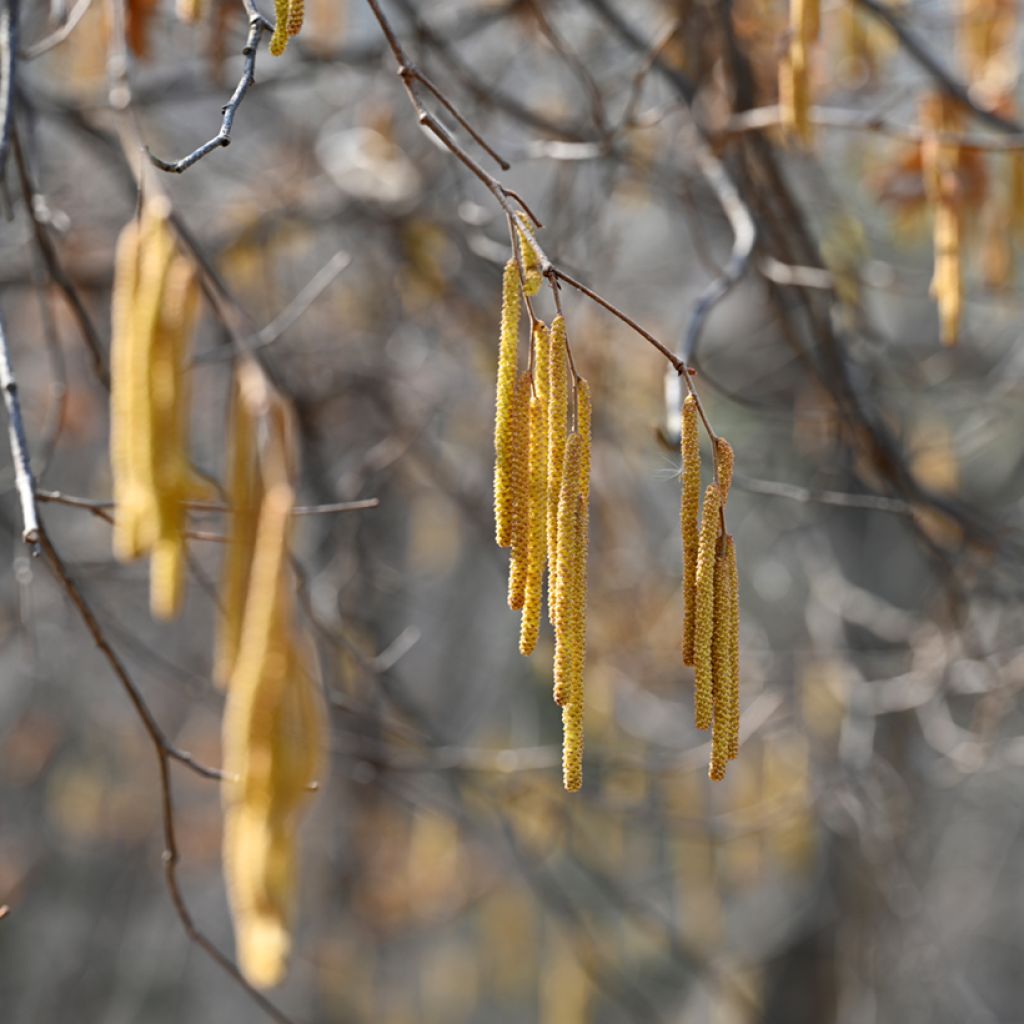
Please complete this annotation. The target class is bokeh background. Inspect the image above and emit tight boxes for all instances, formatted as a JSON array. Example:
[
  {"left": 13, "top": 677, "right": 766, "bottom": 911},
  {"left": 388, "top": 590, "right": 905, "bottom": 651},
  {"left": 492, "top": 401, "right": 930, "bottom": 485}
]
[{"left": 2, "top": 0, "right": 1024, "bottom": 1022}]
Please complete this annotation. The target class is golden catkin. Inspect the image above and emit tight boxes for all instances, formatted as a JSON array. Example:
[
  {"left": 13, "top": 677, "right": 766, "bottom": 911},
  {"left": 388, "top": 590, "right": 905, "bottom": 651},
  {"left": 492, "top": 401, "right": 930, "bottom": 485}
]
[
  {"left": 709, "top": 550, "right": 732, "bottom": 781},
  {"left": 215, "top": 375, "right": 263, "bottom": 686},
  {"left": 270, "top": 0, "right": 289, "bottom": 55},
  {"left": 494, "top": 260, "right": 522, "bottom": 548},
  {"left": 575, "top": 379, "right": 592, "bottom": 504},
  {"left": 506, "top": 372, "right": 532, "bottom": 611},
  {"left": 561, "top": 694, "right": 584, "bottom": 793},
  {"left": 725, "top": 536, "right": 741, "bottom": 760},
  {"left": 552, "top": 434, "right": 583, "bottom": 705},
  {"left": 517, "top": 222, "right": 542, "bottom": 297},
  {"left": 519, "top": 392, "right": 548, "bottom": 656},
  {"left": 546, "top": 314, "right": 568, "bottom": 619},
  {"left": 693, "top": 483, "right": 721, "bottom": 731},
  {"left": 680, "top": 395, "right": 701, "bottom": 666},
  {"left": 286, "top": 0, "right": 304, "bottom": 37},
  {"left": 716, "top": 438, "right": 734, "bottom": 506},
  {"left": 149, "top": 258, "right": 199, "bottom": 620}
]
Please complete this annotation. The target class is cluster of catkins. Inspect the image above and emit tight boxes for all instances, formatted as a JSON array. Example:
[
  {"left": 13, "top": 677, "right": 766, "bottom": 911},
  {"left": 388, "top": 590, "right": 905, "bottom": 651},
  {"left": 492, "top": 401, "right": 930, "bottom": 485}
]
[
  {"left": 680, "top": 397, "right": 741, "bottom": 781},
  {"left": 270, "top": 0, "right": 305, "bottom": 56},
  {"left": 494, "top": 249, "right": 591, "bottom": 793},
  {"left": 109, "top": 208, "right": 324, "bottom": 989}
]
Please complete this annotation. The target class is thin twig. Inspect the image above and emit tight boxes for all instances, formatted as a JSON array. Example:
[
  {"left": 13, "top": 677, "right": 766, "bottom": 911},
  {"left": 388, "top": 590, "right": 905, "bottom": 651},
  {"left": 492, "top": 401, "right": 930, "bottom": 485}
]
[
  {"left": 147, "top": 13, "right": 266, "bottom": 174},
  {"left": 0, "top": 0, "right": 15, "bottom": 181},
  {"left": 0, "top": 310, "right": 39, "bottom": 547},
  {"left": 255, "top": 249, "right": 351, "bottom": 347},
  {"left": 734, "top": 474, "right": 913, "bottom": 514}
]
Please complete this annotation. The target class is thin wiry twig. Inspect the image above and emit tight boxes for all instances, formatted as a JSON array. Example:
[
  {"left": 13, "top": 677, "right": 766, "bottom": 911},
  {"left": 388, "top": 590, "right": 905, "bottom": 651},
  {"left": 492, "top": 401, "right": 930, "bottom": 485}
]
[
  {"left": 0, "top": 310, "right": 39, "bottom": 548},
  {"left": 147, "top": 13, "right": 267, "bottom": 174},
  {"left": 734, "top": 474, "right": 913, "bottom": 514},
  {"left": 0, "top": 0, "right": 19, "bottom": 182}
]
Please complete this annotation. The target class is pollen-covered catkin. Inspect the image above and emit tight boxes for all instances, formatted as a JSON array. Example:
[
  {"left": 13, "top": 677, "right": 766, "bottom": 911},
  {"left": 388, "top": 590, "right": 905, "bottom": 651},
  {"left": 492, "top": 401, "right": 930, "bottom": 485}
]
[
  {"left": 494, "top": 260, "right": 522, "bottom": 548},
  {"left": 561, "top": 693, "right": 584, "bottom": 793},
  {"left": 270, "top": 0, "right": 289, "bottom": 55},
  {"left": 680, "top": 395, "right": 701, "bottom": 665},
  {"left": 507, "top": 373, "right": 532, "bottom": 611},
  {"left": 693, "top": 483, "right": 721, "bottom": 731},
  {"left": 709, "top": 549, "right": 733, "bottom": 781},
  {"left": 546, "top": 315, "right": 568, "bottom": 619},
  {"left": 716, "top": 438, "right": 734, "bottom": 506},
  {"left": 519, "top": 391, "right": 548, "bottom": 656},
  {"left": 575, "top": 379, "right": 592, "bottom": 504},
  {"left": 552, "top": 433, "right": 583, "bottom": 705},
  {"left": 286, "top": 0, "right": 304, "bottom": 37},
  {"left": 517, "top": 220, "right": 542, "bottom": 297},
  {"left": 725, "top": 536, "right": 741, "bottom": 760}
]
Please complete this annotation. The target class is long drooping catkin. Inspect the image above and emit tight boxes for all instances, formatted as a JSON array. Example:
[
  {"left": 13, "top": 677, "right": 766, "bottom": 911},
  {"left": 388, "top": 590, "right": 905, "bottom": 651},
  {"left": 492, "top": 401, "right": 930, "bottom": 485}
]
[
  {"left": 562, "top": 694, "right": 584, "bottom": 793},
  {"left": 546, "top": 314, "right": 568, "bottom": 617},
  {"left": 494, "top": 260, "right": 522, "bottom": 548},
  {"left": 506, "top": 372, "right": 532, "bottom": 611},
  {"left": 552, "top": 433, "right": 583, "bottom": 705},
  {"left": 709, "top": 549, "right": 732, "bottom": 781},
  {"left": 725, "top": 536, "right": 741, "bottom": 760},
  {"left": 215, "top": 374, "right": 263, "bottom": 686},
  {"left": 693, "top": 483, "right": 721, "bottom": 731},
  {"left": 149, "top": 258, "right": 199, "bottom": 619},
  {"left": 680, "top": 395, "right": 701, "bottom": 665},
  {"left": 519, "top": 393, "right": 548, "bottom": 656},
  {"left": 576, "top": 379, "right": 592, "bottom": 503}
]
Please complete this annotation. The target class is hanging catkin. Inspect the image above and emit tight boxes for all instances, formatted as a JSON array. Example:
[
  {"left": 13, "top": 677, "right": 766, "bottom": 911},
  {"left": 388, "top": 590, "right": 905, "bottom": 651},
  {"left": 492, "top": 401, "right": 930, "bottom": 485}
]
[
  {"left": 552, "top": 433, "right": 583, "bottom": 706},
  {"left": 693, "top": 483, "right": 721, "bottom": 731},
  {"left": 709, "top": 549, "right": 732, "bottom": 781},
  {"left": 519, "top": 324, "right": 550, "bottom": 655},
  {"left": 517, "top": 219, "right": 543, "bottom": 297},
  {"left": 286, "top": 0, "right": 305, "bottom": 37},
  {"left": 680, "top": 394, "right": 701, "bottom": 665},
  {"left": 725, "top": 536, "right": 741, "bottom": 760},
  {"left": 546, "top": 314, "right": 568, "bottom": 619},
  {"left": 494, "top": 259, "right": 521, "bottom": 548},
  {"left": 507, "top": 372, "right": 532, "bottom": 611},
  {"left": 716, "top": 438, "right": 734, "bottom": 506},
  {"left": 215, "top": 368, "right": 264, "bottom": 686},
  {"left": 270, "top": 0, "right": 289, "bottom": 55}
]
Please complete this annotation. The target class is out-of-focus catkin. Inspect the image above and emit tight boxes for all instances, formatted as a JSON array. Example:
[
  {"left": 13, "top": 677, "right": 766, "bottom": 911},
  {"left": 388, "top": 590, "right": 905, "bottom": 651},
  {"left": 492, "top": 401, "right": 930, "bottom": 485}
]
[
  {"left": 215, "top": 372, "right": 263, "bottom": 686},
  {"left": 546, "top": 314, "right": 568, "bottom": 619},
  {"left": 693, "top": 483, "right": 721, "bottom": 731},
  {"left": 494, "top": 260, "right": 521, "bottom": 548},
  {"left": 507, "top": 372, "right": 532, "bottom": 611},
  {"left": 680, "top": 395, "right": 701, "bottom": 665}
]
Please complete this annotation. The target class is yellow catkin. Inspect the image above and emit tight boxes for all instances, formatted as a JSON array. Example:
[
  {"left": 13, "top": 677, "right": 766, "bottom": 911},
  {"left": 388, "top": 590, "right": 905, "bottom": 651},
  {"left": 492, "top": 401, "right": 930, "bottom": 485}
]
[
  {"left": 506, "top": 373, "right": 532, "bottom": 611},
  {"left": 286, "top": 0, "right": 304, "bottom": 37},
  {"left": 693, "top": 483, "right": 721, "bottom": 731},
  {"left": 214, "top": 374, "right": 263, "bottom": 686},
  {"left": 725, "top": 536, "right": 741, "bottom": 760},
  {"left": 709, "top": 549, "right": 732, "bottom": 781},
  {"left": 546, "top": 314, "right": 568, "bottom": 621},
  {"left": 716, "top": 438, "right": 734, "bottom": 506},
  {"left": 566, "top": 486, "right": 589, "bottom": 706},
  {"left": 517, "top": 220, "right": 542, "bottom": 297},
  {"left": 680, "top": 395, "right": 701, "bottom": 665},
  {"left": 222, "top": 483, "right": 296, "bottom": 988},
  {"left": 494, "top": 260, "right": 522, "bottom": 548},
  {"left": 575, "top": 380, "right": 591, "bottom": 498},
  {"left": 149, "top": 258, "right": 199, "bottom": 620},
  {"left": 552, "top": 433, "right": 583, "bottom": 705},
  {"left": 270, "top": 0, "right": 289, "bottom": 55},
  {"left": 561, "top": 693, "right": 584, "bottom": 793},
  {"left": 110, "top": 218, "right": 143, "bottom": 561},
  {"left": 519, "top": 392, "right": 548, "bottom": 656}
]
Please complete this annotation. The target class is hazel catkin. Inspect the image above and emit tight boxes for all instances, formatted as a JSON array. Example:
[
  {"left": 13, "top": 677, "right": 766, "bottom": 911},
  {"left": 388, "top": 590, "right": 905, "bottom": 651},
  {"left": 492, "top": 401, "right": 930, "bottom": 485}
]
[
  {"left": 552, "top": 433, "right": 583, "bottom": 705},
  {"left": 709, "top": 548, "right": 733, "bottom": 781},
  {"left": 680, "top": 395, "right": 701, "bottom": 665},
  {"left": 546, "top": 314, "right": 568, "bottom": 619},
  {"left": 725, "top": 535, "right": 741, "bottom": 760},
  {"left": 269, "top": 0, "right": 289, "bottom": 55},
  {"left": 693, "top": 483, "right": 721, "bottom": 731},
  {"left": 507, "top": 372, "right": 532, "bottom": 611},
  {"left": 494, "top": 259, "right": 522, "bottom": 548},
  {"left": 716, "top": 437, "right": 734, "bottom": 506}
]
